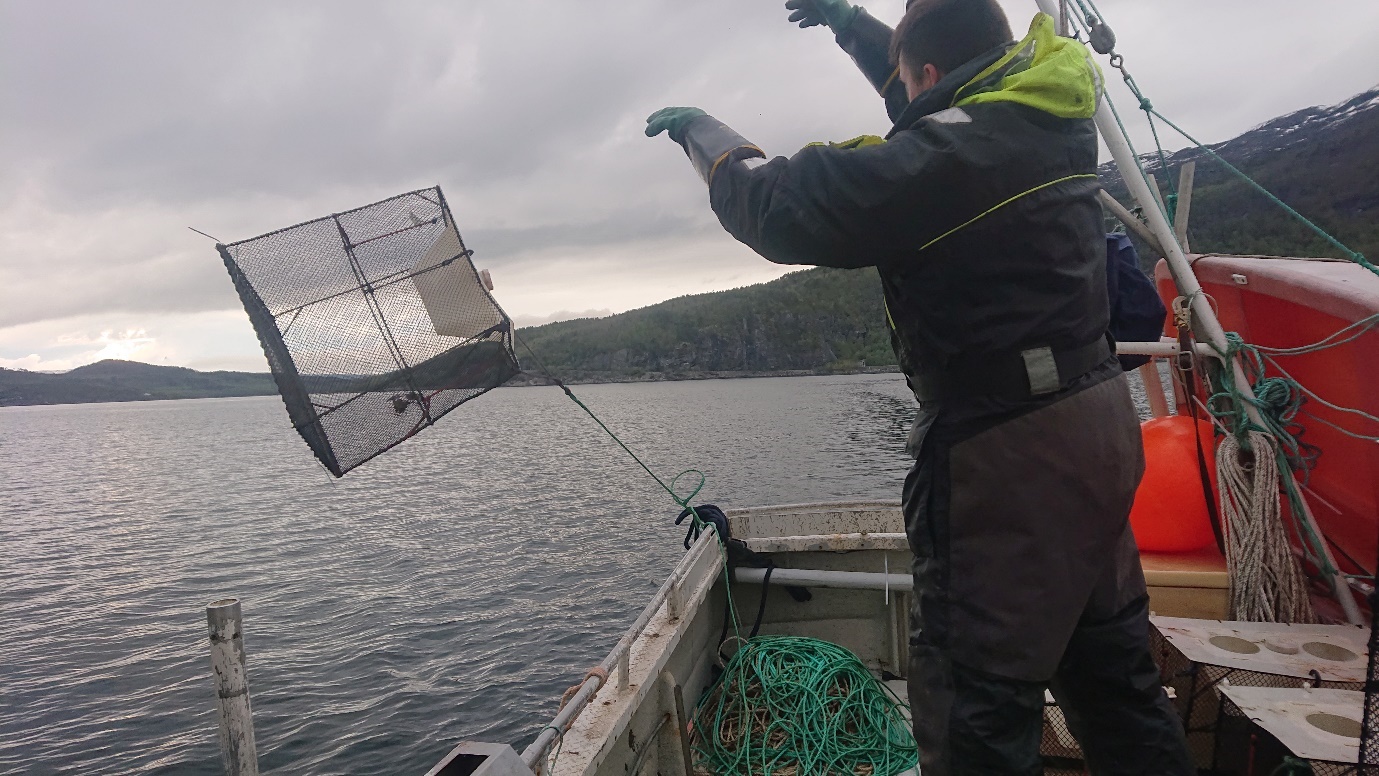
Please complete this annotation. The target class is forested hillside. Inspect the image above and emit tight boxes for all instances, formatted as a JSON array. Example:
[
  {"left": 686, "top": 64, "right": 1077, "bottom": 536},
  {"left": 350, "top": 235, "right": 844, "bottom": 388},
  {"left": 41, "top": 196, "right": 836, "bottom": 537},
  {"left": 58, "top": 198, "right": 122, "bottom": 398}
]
[
  {"left": 1101, "top": 87, "right": 1379, "bottom": 269},
  {"left": 517, "top": 266, "right": 895, "bottom": 376},
  {"left": 0, "top": 360, "right": 275, "bottom": 406},
  {"left": 529, "top": 88, "right": 1379, "bottom": 377}
]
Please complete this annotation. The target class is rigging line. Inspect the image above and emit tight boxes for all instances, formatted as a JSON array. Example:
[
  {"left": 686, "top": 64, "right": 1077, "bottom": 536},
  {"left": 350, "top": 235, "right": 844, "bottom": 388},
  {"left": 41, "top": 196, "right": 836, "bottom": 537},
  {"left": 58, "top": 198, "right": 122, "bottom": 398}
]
[
  {"left": 1257, "top": 352, "right": 1379, "bottom": 428},
  {"left": 510, "top": 331, "right": 743, "bottom": 636},
  {"left": 1146, "top": 106, "right": 1374, "bottom": 273},
  {"left": 1301, "top": 410, "right": 1379, "bottom": 444},
  {"left": 1063, "top": 7, "right": 1171, "bottom": 226},
  {"left": 1064, "top": 0, "right": 1175, "bottom": 212},
  {"left": 188, "top": 226, "right": 223, "bottom": 242},
  {"left": 512, "top": 330, "right": 703, "bottom": 509},
  {"left": 1252, "top": 314, "right": 1379, "bottom": 356}
]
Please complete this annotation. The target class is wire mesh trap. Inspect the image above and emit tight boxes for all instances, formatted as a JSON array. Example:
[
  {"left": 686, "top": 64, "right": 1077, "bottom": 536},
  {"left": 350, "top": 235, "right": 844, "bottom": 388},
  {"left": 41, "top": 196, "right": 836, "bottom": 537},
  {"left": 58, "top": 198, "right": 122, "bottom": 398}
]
[
  {"left": 1218, "top": 686, "right": 1375, "bottom": 776},
  {"left": 218, "top": 186, "right": 519, "bottom": 476},
  {"left": 1149, "top": 616, "right": 1368, "bottom": 772}
]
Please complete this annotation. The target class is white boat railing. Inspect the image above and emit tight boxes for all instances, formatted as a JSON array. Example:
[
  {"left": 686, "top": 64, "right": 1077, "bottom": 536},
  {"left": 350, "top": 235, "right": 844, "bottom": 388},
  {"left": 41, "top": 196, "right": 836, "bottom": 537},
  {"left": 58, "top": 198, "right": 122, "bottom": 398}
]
[
  {"left": 1116, "top": 339, "right": 1216, "bottom": 358},
  {"left": 520, "top": 529, "right": 721, "bottom": 771}
]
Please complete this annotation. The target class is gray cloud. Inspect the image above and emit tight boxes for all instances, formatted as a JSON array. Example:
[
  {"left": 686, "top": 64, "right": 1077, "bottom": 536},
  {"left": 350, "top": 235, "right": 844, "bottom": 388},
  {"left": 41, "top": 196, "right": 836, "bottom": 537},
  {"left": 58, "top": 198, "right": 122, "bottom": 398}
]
[{"left": 2, "top": 0, "right": 1378, "bottom": 365}]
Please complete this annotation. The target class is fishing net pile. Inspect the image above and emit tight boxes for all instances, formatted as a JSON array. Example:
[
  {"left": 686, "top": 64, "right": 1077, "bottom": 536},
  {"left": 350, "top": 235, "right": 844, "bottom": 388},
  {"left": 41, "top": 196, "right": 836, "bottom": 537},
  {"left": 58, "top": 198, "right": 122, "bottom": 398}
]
[
  {"left": 217, "top": 187, "right": 519, "bottom": 476},
  {"left": 690, "top": 636, "right": 918, "bottom": 776}
]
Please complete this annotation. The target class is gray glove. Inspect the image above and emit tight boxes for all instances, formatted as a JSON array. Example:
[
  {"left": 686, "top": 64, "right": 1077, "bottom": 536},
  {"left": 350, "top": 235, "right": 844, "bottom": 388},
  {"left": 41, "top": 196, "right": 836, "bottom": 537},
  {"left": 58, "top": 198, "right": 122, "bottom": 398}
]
[{"left": 785, "top": 0, "right": 860, "bottom": 33}]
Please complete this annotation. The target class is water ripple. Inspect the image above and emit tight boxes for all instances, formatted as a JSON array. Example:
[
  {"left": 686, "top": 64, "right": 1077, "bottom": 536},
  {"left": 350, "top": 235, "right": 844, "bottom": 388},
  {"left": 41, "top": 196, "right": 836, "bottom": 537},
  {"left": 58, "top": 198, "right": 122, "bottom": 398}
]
[{"left": 0, "top": 373, "right": 1151, "bottom": 773}]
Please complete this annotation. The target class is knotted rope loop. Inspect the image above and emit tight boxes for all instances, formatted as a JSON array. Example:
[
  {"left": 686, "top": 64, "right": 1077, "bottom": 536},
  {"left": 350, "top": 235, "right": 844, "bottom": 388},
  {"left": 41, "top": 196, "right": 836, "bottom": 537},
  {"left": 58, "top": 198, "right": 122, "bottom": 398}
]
[{"left": 558, "top": 666, "right": 611, "bottom": 711}]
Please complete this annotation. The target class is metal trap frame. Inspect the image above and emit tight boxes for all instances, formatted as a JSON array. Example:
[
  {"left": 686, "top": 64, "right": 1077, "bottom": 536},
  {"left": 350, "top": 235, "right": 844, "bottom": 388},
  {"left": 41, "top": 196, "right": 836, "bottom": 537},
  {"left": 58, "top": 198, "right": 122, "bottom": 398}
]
[{"left": 218, "top": 186, "right": 519, "bottom": 476}]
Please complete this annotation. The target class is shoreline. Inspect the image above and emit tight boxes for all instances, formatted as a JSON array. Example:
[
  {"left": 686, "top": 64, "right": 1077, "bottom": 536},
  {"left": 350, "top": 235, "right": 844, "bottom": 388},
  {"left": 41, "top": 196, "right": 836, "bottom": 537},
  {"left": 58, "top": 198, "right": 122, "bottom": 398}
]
[
  {"left": 0, "top": 367, "right": 904, "bottom": 407},
  {"left": 504, "top": 365, "right": 902, "bottom": 387}
]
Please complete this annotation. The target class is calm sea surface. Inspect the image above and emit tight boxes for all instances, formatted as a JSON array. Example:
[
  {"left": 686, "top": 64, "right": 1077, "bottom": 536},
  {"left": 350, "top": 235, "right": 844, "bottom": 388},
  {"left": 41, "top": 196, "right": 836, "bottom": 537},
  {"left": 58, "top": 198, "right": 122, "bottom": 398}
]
[
  {"left": 1, "top": 372, "right": 1153, "bottom": 774},
  {"left": 1, "top": 375, "right": 930, "bottom": 774}
]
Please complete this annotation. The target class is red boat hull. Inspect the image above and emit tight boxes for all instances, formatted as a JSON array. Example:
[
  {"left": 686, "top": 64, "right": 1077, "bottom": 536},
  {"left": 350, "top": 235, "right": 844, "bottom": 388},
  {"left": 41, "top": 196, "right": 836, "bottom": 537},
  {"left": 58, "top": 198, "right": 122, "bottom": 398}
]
[{"left": 1156, "top": 255, "right": 1379, "bottom": 576}]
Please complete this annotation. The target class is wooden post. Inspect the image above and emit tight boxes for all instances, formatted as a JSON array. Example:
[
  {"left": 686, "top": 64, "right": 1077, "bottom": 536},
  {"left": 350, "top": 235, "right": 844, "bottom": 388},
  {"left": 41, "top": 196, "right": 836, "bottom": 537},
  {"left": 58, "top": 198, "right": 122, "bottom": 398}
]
[
  {"left": 659, "top": 673, "right": 692, "bottom": 776},
  {"left": 1147, "top": 172, "right": 1171, "bottom": 223},
  {"left": 1138, "top": 362, "right": 1171, "bottom": 418},
  {"left": 1174, "top": 161, "right": 1196, "bottom": 252},
  {"left": 1098, "top": 190, "right": 1166, "bottom": 257},
  {"left": 207, "top": 599, "right": 259, "bottom": 776}
]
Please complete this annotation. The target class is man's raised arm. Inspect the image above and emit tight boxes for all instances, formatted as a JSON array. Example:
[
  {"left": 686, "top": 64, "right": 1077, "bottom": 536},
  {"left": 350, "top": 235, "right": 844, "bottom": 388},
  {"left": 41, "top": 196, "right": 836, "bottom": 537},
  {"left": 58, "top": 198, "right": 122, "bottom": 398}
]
[
  {"left": 645, "top": 107, "right": 945, "bottom": 270},
  {"left": 785, "top": 0, "right": 909, "bottom": 121}
]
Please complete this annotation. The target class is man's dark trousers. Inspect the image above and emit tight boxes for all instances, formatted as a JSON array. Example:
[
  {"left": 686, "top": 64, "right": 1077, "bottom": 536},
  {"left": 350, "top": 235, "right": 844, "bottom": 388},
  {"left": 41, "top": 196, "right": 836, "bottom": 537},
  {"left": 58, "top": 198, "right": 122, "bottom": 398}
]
[{"left": 903, "top": 373, "right": 1194, "bottom": 775}]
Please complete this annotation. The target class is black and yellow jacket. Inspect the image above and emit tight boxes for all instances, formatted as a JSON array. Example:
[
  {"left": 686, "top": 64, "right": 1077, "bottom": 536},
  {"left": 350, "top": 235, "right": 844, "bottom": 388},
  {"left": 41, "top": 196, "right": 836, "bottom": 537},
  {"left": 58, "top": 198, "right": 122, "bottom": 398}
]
[{"left": 675, "top": 14, "right": 1112, "bottom": 406}]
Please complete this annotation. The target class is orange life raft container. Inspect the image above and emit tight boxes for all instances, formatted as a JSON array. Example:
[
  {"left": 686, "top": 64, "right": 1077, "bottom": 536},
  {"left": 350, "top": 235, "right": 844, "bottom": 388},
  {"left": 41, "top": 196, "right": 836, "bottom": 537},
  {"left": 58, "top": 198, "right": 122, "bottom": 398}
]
[{"left": 1130, "top": 416, "right": 1219, "bottom": 553}]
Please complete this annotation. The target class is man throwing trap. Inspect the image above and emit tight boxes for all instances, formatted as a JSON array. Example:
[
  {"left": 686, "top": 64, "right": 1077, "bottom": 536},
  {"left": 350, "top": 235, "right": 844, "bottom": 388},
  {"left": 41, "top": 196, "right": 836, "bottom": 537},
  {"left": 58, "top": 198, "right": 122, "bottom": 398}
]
[{"left": 645, "top": 0, "right": 1193, "bottom": 773}]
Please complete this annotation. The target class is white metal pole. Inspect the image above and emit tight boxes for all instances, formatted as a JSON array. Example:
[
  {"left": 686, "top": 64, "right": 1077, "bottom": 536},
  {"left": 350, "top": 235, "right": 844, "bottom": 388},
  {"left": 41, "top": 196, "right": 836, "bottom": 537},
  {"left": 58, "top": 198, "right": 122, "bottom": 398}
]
[
  {"left": 207, "top": 598, "right": 259, "bottom": 776},
  {"left": 1034, "top": 0, "right": 1362, "bottom": 625}
]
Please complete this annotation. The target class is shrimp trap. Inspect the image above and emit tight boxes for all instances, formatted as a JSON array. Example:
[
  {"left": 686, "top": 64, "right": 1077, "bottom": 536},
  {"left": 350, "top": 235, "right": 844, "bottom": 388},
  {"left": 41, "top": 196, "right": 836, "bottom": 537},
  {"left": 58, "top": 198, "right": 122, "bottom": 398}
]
[{"left": 217, "top": 186, "right": 519, "bottom": 476}]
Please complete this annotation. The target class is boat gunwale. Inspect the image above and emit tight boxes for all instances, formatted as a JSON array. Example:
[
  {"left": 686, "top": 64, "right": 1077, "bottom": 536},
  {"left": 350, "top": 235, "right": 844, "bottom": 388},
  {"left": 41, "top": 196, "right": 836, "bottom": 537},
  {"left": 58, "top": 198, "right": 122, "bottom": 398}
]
[{"left": 528, "top": 502, "right": 907, "bottom": 773}]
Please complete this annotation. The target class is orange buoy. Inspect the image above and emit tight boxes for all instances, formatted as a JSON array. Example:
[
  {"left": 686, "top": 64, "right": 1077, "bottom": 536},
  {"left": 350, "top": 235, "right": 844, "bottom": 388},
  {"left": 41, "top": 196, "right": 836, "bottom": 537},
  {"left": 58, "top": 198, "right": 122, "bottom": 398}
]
[{"left": 1129, "top": 416, "right": 1219, "bottom": 552}]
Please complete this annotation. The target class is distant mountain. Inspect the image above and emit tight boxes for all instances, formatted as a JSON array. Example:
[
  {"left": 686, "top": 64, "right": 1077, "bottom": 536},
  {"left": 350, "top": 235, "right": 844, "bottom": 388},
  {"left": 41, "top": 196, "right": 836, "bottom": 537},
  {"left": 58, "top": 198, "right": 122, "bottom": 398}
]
[
  {"left": 0, "top": 360, "right": 276, "bottom": 406},
  {"left": 1100, "top": 87, "right": 1379, "bottom": 269}
]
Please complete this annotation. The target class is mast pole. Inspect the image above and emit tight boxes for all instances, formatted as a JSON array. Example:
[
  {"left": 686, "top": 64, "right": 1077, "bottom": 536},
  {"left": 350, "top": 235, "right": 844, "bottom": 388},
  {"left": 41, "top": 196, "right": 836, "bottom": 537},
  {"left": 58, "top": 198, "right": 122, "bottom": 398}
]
[{"left": 1032, "top": 0, "right": 1362, "bottom": 625}]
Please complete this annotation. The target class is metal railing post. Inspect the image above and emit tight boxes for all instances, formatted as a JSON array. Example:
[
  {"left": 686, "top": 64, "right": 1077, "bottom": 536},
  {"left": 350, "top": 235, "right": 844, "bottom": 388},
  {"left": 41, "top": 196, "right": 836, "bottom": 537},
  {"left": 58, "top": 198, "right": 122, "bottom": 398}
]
[
  {"left": 1034, "top": 0, "right": 1362, "bottom": 625},
  {"left": 207, "top": 598, "right": 259, "bottom": 776}
]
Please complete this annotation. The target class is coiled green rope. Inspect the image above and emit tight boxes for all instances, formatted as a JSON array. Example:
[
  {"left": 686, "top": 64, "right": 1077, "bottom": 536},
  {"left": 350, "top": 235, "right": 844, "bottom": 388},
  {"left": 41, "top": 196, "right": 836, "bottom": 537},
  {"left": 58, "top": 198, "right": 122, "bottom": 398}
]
[
  {"left": 690, "top": 636, "right": 918, "bottom": 776},
  {"left": 1207, "top": 332, "right": 1319, "bottom": 474}
]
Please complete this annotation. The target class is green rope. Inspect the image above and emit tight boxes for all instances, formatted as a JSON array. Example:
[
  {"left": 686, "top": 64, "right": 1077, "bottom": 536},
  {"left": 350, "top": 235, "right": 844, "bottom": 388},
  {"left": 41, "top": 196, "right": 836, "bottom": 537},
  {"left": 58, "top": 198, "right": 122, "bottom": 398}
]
[
  {"left": 1064, "top": 1, "right": 1176, "bottom": 219},
  {"left": 517, "top": 344, "right": 920, "bottom": 776},
  {"left": 515, "top": 333, "right": 743, "bottom": 634},
  {"left": 1207, "top": 333, "right": 1317, "bottom": 471},
  {"left": 1268, "top": 755, "right": 1315, "bottom": 775},
  {"left": 1212, "top": 315, "right": 1379, "bottom": 447},
  {"left": 691, "top": 636, "right": 918, "bottom": 776},
  {"left": 1101, "top": 83, "right": 1173, "bottom": 224},
  {"left": 1108, "top": 61, "right": 1177, "bottom": 218},
  {"left": 1207, "top": 333, "right": 1339, "bottom": 578}
]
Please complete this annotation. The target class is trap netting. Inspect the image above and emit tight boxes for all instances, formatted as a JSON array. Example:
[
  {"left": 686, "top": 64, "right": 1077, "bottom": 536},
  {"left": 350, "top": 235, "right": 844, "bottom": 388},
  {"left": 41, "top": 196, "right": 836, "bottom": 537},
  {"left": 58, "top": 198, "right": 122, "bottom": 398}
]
[{"left": 218, "top": 186, "right": 519, "bottom": 476}]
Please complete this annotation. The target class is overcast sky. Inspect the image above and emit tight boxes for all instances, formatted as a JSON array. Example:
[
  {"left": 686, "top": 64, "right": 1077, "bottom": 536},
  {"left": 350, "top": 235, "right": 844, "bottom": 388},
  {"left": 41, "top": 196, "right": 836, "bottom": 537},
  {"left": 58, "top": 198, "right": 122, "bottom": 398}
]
[{"left": 2, "top": 0, "right": 1376, "bottom": 372}]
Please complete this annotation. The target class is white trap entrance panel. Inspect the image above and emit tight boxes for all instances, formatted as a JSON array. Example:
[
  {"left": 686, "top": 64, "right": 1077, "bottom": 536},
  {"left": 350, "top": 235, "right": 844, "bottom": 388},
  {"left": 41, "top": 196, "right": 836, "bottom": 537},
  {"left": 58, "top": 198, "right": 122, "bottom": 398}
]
[
  {"left": 1152, "top": 616, "right": 1369, "bottom": 683},
  {"left": 1218, "top": 686, "right": 1363, "bottom": 767}
]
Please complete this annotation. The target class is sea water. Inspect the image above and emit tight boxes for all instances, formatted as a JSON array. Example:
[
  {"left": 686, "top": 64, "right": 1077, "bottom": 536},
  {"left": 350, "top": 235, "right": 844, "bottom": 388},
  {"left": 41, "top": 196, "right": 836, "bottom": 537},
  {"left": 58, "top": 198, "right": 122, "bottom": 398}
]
[{"left": 0, "top": 372, "right": 1153, "bottom": 774}]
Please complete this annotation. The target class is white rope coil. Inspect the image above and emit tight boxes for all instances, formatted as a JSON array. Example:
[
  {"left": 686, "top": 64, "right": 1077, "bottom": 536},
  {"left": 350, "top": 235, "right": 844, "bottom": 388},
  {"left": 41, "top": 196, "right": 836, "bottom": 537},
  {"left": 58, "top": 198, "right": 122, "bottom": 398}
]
[{"left": 1218, "top": 431, "right": 1315, "bottom": 623}]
